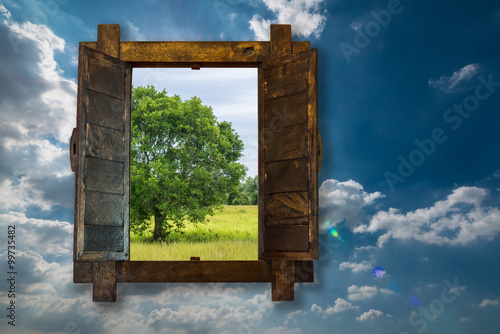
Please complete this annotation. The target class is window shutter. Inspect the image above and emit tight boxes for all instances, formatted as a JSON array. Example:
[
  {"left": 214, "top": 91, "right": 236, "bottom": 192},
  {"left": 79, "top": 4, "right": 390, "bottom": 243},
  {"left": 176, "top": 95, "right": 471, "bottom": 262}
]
[
  {"left": 258, "top": 48, "right": 319, "bottom": 261},
  {"left": 74, "top": 45, "right": 131, "bottom": 261}
]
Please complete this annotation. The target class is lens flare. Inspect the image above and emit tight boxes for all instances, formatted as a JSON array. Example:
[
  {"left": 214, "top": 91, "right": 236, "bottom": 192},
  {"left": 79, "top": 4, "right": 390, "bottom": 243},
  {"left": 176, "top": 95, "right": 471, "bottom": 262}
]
[
  {"left": 409, "top": 296, "right": 420, "bottom": 307},
  {"left": 324, "top": 220, "right": 343, "bottom": 241},
  {"left": 373, "top": 266, "right": 385, "bottom": 278},
  {"left": 220, "top": 32, "right": 225, "bottom": 40}
]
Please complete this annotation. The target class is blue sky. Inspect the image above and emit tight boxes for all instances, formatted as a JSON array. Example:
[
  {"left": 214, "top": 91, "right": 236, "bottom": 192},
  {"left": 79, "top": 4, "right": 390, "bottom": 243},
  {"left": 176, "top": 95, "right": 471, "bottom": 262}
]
[{"left": 1, "top": 0, "right": 500, "bottom": 333}]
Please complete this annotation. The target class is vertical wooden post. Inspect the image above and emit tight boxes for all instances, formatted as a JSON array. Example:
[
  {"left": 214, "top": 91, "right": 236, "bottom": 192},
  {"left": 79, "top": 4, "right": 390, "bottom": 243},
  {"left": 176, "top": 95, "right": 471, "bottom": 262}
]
[
  {"left": 269, "top": 24, "right": 295, "bottom": 301},
  {"left": 272, "top": 260, "right": 294, "bottom": 301},
  {"left": 91, "top": 24, "right": 120, "bottom": 302},
  {"left": 97, "top": 24, "right": 120, "bottom": 58},
  {"left": 93, "top": 262, "right": 116, "bottom": 302}
]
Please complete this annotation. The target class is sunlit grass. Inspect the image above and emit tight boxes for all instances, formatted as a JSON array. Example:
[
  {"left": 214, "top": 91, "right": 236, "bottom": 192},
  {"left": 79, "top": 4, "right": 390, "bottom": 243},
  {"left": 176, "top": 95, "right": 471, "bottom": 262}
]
[{"left": 130, "top": 205, "right": 258, "bottom": 261}]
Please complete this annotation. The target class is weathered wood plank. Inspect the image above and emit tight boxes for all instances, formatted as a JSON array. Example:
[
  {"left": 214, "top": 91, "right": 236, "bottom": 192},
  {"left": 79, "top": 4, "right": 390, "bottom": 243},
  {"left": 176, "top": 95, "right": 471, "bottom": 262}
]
[
  {"left": 264, "top": 57, "right": 309, "bottom": 92},
  {"left": 84, "top": 226, "right": 124, "bottom": 251},
  {"left": 258, "top": 65, "right": 266, "bottom": 260},
  {"left": 270, "top": 25, "right": 292, "bottom": 58},
  {"left": 74, "top": 260, "right": 313, "bottom": 283},
  {"left": 264, "top": 91, "right": 308, "bottom": 130},
  {"left": 272, "top": 260, "right": 294, "bottom": 301},
  {"left": 264, "top": 158, "right": 308, "bottom": 194},
  {"left": 97, "top": 24, "right": 120, "bottom": 58},
  {"left": 92, "top": 261, "right": 116, "bottom": 302},
  {"left": 84, "top": 191, "right": 123, "bottom": 226},
  {"left": 307, "top": 48, "right": 319, "bottom": 260},
  {"left": 74, "top": 261, "right": 92, "bottom": 283},
  {"left": 84, "top": 157, "right": 124, "bottom": 194},
  {"left": 266, "top": 192, "right": 308, "bottom": 223},
  {"left": 265, "top": 124, "right": 307, "bottom": 162},
  {"left": 265, "top": 79, "right": 308, "bottom": 100},
  {"left": 116, "top": 261, "right": 271, "bottom": 283},
  {"left": 259, "top": 250, "right": 315, "bottom": 261},
  {"left": 86, "top": 91, "right": 125, "bottom": 131},
  {"left": 264, "top": 225, "right": 309, "bottom": 251},
  {"left": 88, "top": 56, "right": 126, "bottom": 99},
  {"left": 79, "top": 41, "right": 309, "bottom": 65},
  {"left": 292, "top": 41, "right": 310, "bottom": 53},
  {"left": 86, "top": 123, "right": 125, "bottom": 162}
]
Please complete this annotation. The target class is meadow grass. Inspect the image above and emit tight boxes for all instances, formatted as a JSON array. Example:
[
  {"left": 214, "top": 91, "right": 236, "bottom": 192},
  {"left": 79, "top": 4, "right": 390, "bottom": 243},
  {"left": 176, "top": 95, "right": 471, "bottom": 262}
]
[{"left": 130, "top": 205, "right": 258, "bottom": 261}]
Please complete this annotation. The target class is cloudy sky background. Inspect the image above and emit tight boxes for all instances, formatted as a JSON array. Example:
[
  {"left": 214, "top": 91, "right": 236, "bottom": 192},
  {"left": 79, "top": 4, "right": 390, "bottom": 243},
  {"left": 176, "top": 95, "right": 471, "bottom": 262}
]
[{"left": 1, "top": 0, "right": 500, "bottom": 333}]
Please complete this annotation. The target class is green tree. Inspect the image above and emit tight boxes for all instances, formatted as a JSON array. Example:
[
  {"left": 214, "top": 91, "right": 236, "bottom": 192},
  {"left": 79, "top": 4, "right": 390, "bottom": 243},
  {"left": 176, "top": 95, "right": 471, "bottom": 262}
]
[
  {"left": 228, "top": 175, "right": 258, "bottom": 205},
  {"left": 130, "top": 85, "right": 247, "bottom": 241}
]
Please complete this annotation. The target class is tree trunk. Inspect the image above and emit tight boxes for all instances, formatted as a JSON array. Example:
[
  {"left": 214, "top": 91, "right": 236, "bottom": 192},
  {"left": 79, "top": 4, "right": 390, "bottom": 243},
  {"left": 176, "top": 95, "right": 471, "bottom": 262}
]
[{"left": 153, "top": 209, "right": 164, "bottom": 241}]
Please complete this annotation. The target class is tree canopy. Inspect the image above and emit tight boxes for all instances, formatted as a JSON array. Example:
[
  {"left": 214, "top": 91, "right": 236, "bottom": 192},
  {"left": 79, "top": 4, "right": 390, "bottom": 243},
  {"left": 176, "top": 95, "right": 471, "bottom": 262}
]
[{"left": 130, "top": 85, "right": 247, "bottom": 241}]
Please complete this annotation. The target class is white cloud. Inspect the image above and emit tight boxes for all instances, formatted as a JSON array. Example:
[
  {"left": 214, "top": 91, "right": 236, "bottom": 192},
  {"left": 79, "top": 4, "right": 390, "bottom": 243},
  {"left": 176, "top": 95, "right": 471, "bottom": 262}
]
[
  {"left": 476, "top": 299, "right": 499, "bottom": 308},
  {"left": 311, "top": 304, "right": 323, "bottom": 313},
  {"left": 428, "top": 63, "right": 480, "bottom": 93},
  {"left": 147, "top": 304, "right": 262, "bottom": 333},
  {"left": 324, "top": 298, "right": 354, "bottom": 315},
  {"left": 347, "top": 285, "right": 378, "bottom": 301},
  {"left": 284, "top": 310, "right": 303, "bottom": 325},
  {"left": 0, "top": 212, "right": 72, "bottom": 257},
  {"left": 355, "top": 186, "right": 500, "bottom": 246},
  {"left": 0, "top": 3, "right": 12, "bottom": 19},
  {"left": 311, "top": 298, "right": 355, "bottom": 319},
  {"left": 0, "top": 7, "right": 76, "bottom": 211},
  {"left": 249, "top": 0, "right": 328, "bottom": 41},
  {"left": 339, "top": 261, "right": 371, "bottom": 272},
  {"left": 320, "top": 179, "right": 384, "bottom": 227},
  {"left": 356, "top": 309, "right": 384, "bottom": 321},
  {"left": 379, "top": 288, "right": 394, "bottom": 296},
  {"left": 460, "top": 317, "right": 472, "bottom": 322}
]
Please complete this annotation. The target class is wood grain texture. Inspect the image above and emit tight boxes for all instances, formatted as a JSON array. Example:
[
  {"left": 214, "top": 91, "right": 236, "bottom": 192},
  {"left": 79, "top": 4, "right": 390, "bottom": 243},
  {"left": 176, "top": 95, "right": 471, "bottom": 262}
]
[
  {"left": 75, "top": 45, "right": 131, "bottom": 262},
  {"left": 74, "top": 260, "right": 313, "bottom": 283},
  {"left": 86, "top": 123, "right": 125, "bottom": 162},
  {"left": 86, "top": 90, "right": 125, "bottom": 131},
  {"left": 84, "top": 226, "right": 124, "bottom": 251},
  {"left": 80, "top": 41, "right": 309, "bottom": 66},
  {"left": 84, "top": 157, "right": 124, "bottom": 194},
  {"left": 272, "top": 260, "right": 294, "bottom": 301},
  {"left": 264, "top": 124, "right": 307, "bottom": 162},
  {"left": 264, "top": 225, "right": 309, "bottom": 251},
  {"left": 117, "top": 261, "right": 272, "bottom": 283},
  {"left": 307, "top": 48, "right": 319, "bottom": 260},
  {"left": 264, "top": 158, "right": 308, "bottom": 194},
  {"left": 74, "top": 261, "right": 92, "bottom": 283},
  {"left": 258, "top": 65, "right": 266, "bottom": 260},
  {"left": 264, "top": 91, "right": 308, "bottom": 130},
  {"left": 88, "top": 56, "right": 126, "bottom": 99},
  {"left": 265, "top": 79, "right": 308, "bottom": 100},
  {"left": 264, "top": 58, "right": 308, "bottom": 92},
  {"left": 270, "top": 25, "right": 292, "bottom": 58},
  {"left": 265, "top": 192, "right": 308, "bottom": 223},
  {"left": 92, "top": 261, "right": 116, "bottom": 302},
  {"left": 84, "top": 191, "right": 123, "bottom": 226},
  {"left": 259, "top": 250, "right": 315, "bottom": 261},
  {"left": 260, "top": 48, "right": 319, "bottom": 261},
  {"left": 97, "top": 24, "right": 120, "bottom": 58}
]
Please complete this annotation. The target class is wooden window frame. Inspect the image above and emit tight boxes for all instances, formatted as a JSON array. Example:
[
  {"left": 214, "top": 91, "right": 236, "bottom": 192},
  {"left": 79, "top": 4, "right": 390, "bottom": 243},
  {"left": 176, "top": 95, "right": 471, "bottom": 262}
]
[{"left": 71, "top": 24, "right": 321, "bottom": 302}]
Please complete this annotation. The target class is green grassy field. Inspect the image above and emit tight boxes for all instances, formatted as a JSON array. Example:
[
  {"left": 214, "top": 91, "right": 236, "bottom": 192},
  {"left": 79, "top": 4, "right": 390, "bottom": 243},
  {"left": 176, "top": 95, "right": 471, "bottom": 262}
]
[{"left": 130, "top": 205, "right": 258, "bottom": 261}]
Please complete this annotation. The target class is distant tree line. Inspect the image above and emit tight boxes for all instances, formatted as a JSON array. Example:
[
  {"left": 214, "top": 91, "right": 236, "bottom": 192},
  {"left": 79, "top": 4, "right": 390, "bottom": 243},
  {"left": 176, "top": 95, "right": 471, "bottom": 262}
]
[{"left": 225, "top": 175, "right": 258, "bottom": 205}]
